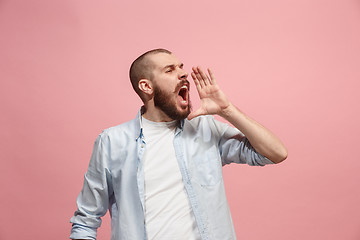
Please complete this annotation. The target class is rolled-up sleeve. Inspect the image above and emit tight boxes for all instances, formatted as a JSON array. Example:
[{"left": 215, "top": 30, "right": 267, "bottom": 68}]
[
  {"left": 70, "top": 133, "right": 113, "bottom": 240},
  {"left": 214, "top": 120, "right": 274, "bottom": 166}
]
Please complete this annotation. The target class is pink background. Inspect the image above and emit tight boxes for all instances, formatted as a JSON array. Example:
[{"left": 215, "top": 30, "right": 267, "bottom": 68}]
[{"left": 1, "top": 0, "right": 359, "bottom": 239}]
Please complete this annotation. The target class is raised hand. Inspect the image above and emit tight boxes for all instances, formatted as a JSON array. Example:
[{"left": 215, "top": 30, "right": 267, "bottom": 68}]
[{"left": 187, "top": 66, "right": 231, "bottom": 120}]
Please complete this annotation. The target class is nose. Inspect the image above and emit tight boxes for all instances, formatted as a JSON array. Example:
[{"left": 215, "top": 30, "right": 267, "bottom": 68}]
[{"left": 179, "top": 68, "right": 188, "bottom": 80}]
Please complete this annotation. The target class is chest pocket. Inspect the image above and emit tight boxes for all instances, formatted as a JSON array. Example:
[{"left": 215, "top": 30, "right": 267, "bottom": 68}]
[{"left": 192, "top": 146, "right": 222, "bottom": 187}]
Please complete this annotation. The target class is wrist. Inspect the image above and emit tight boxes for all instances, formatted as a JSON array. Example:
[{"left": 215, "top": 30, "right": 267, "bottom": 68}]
[{"left": 219, "top": 103, "right": 236, "bottom": 119}]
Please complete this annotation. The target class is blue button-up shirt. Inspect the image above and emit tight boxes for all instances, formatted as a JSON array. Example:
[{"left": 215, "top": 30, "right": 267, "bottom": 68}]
[{"left": 70, "top": 110, "right": 274, "bottom": 240}]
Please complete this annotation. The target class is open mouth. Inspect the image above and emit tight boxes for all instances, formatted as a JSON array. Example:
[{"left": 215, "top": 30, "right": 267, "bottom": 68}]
[{"left": 177, "top": 85, "right": 188, "bottom": 105}]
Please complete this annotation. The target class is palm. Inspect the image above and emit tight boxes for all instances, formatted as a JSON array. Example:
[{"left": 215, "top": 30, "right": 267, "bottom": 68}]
[{"left": 188, "top": 67, "right": 230, "bottom": 120}]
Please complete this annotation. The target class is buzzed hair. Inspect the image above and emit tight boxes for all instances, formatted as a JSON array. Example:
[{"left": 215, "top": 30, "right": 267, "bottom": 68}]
[{"left": 129, "top": 48, "right": 172, "bottom": 102}]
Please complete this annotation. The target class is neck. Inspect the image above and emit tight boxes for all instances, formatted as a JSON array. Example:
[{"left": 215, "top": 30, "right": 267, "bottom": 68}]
[{"left": 142, "top": 102, "right": 173, "bottom": 122}]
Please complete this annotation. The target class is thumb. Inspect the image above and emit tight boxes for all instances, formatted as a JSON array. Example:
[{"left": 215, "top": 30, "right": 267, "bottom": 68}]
[{"left": 187, "top": 108, "right": 205, "bottom": 120}]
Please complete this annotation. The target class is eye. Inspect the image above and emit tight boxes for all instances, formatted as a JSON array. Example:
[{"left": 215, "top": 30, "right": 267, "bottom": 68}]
[{"left": 165, "top": 69, "right": 172, "bottom": 73}]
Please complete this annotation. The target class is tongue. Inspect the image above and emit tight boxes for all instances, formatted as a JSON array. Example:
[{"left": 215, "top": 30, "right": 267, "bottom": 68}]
[{"left": 177, "top": 95, "right": 188, "bottom": 107}]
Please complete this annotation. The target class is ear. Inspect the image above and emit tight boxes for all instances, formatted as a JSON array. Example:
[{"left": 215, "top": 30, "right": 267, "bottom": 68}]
[{"left": 138, "top": 79, "right": 154, "bottom": 96}]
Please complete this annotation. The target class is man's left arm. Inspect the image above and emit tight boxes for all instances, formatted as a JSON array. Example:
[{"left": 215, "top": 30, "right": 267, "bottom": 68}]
[{"left": 188, "top": 66, "right": 287, "bottom": 164}]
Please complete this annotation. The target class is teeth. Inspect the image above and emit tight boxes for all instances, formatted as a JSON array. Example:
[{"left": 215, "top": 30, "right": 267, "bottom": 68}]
[{"left": 180, "top": 85, "right": 188, "bottom": 90}]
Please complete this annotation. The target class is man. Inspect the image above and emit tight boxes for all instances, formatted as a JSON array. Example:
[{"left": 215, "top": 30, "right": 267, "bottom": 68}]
[{"left": 70, "top": 48, "right": 287, "bottom": 240}]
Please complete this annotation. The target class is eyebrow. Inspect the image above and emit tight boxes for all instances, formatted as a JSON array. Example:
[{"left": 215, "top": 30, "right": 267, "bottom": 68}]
[{"left": 162, "top": 63, "right": 184, "bottom": 70}]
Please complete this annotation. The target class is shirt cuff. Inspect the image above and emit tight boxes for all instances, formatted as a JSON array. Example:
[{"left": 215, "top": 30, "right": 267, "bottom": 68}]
[{"left": 70, "top": 223, "right": 97, "bottom": 240}]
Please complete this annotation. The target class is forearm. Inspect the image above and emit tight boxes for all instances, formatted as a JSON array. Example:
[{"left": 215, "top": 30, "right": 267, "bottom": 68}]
[
  {"left": 219, "top": 103, "right": 287, "bottom": 163},
  {"left": 189, "top": 66, "right": 287, "bottom": 163}
]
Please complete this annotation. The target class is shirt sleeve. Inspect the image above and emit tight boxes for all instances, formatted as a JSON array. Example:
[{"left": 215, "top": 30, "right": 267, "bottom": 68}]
[
  {"left": 70, "top": 133, "right": 113, "bottom": 240},
  {"left": 213, "top": 119, "right": 275, "bottom": 166}
]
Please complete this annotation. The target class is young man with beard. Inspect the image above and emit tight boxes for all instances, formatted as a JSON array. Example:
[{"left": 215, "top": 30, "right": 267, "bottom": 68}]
[{"left": 70, "top": 49, "right": 287, "bottom": 240}]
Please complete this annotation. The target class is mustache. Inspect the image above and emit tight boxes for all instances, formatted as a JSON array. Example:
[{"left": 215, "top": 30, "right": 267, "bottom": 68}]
[{"left": 174, "top": 80, "right": 190, "bottom": 92}]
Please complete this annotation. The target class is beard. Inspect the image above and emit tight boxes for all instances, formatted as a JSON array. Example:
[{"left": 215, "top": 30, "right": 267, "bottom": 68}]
[{"left": 153, "top": 82, "right": 191, "bottom": 121}]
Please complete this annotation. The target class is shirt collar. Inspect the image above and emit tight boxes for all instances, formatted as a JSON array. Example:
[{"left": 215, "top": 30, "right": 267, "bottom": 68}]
[
  {"left": 135, "top": 108, "right": 143, "bottom": 140},
  {"left": 135, "top": 106, "right": 185, "bottom": 140}
]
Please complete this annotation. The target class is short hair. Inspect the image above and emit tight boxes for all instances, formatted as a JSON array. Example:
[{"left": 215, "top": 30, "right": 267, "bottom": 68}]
[{"left": 129, "top": 48, "right": 172, "bottom": 102}]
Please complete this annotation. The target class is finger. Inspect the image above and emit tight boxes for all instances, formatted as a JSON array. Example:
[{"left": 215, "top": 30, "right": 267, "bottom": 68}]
[
  {"left": 193, "top": 66, "right": 205, "bottom": 88},
  {"left": 197, "top": 66, "right": 211, "bottom": 86},
  {"left": 207, "top": 68, "right": 216, "bottom": 84},
  {"left": 191, "top": 72, "right": 202, "bottom": 95},
  {"left": 191, "top": 69, "right": 200, "bottom": 86}
]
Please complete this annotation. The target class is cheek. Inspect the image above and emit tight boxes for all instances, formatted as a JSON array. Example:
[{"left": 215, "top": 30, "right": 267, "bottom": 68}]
[{"left": 154, "top": 76, "right": 178, "bottom": 93}]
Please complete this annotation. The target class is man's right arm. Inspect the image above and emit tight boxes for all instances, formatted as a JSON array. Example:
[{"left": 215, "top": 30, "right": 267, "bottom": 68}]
[{"left": 70, "top": 133, "right": 112, "bottom": 240}]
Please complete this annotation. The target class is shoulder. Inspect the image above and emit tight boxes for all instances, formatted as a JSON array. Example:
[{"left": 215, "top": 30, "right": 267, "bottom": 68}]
[
  {"left": 183, "top": 115, "right": 236, "bottom": 138},
  {"left": 185, "top": 115, "right": 228, "bottom": 131},
  {"left": 97, "top": 117, "right": 140, "bottom": 144}
]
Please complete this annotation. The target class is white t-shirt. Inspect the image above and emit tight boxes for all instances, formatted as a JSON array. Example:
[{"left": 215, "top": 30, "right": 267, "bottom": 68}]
[{"left": 142, "top": 117, "right": 201, "bottom": 240}]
